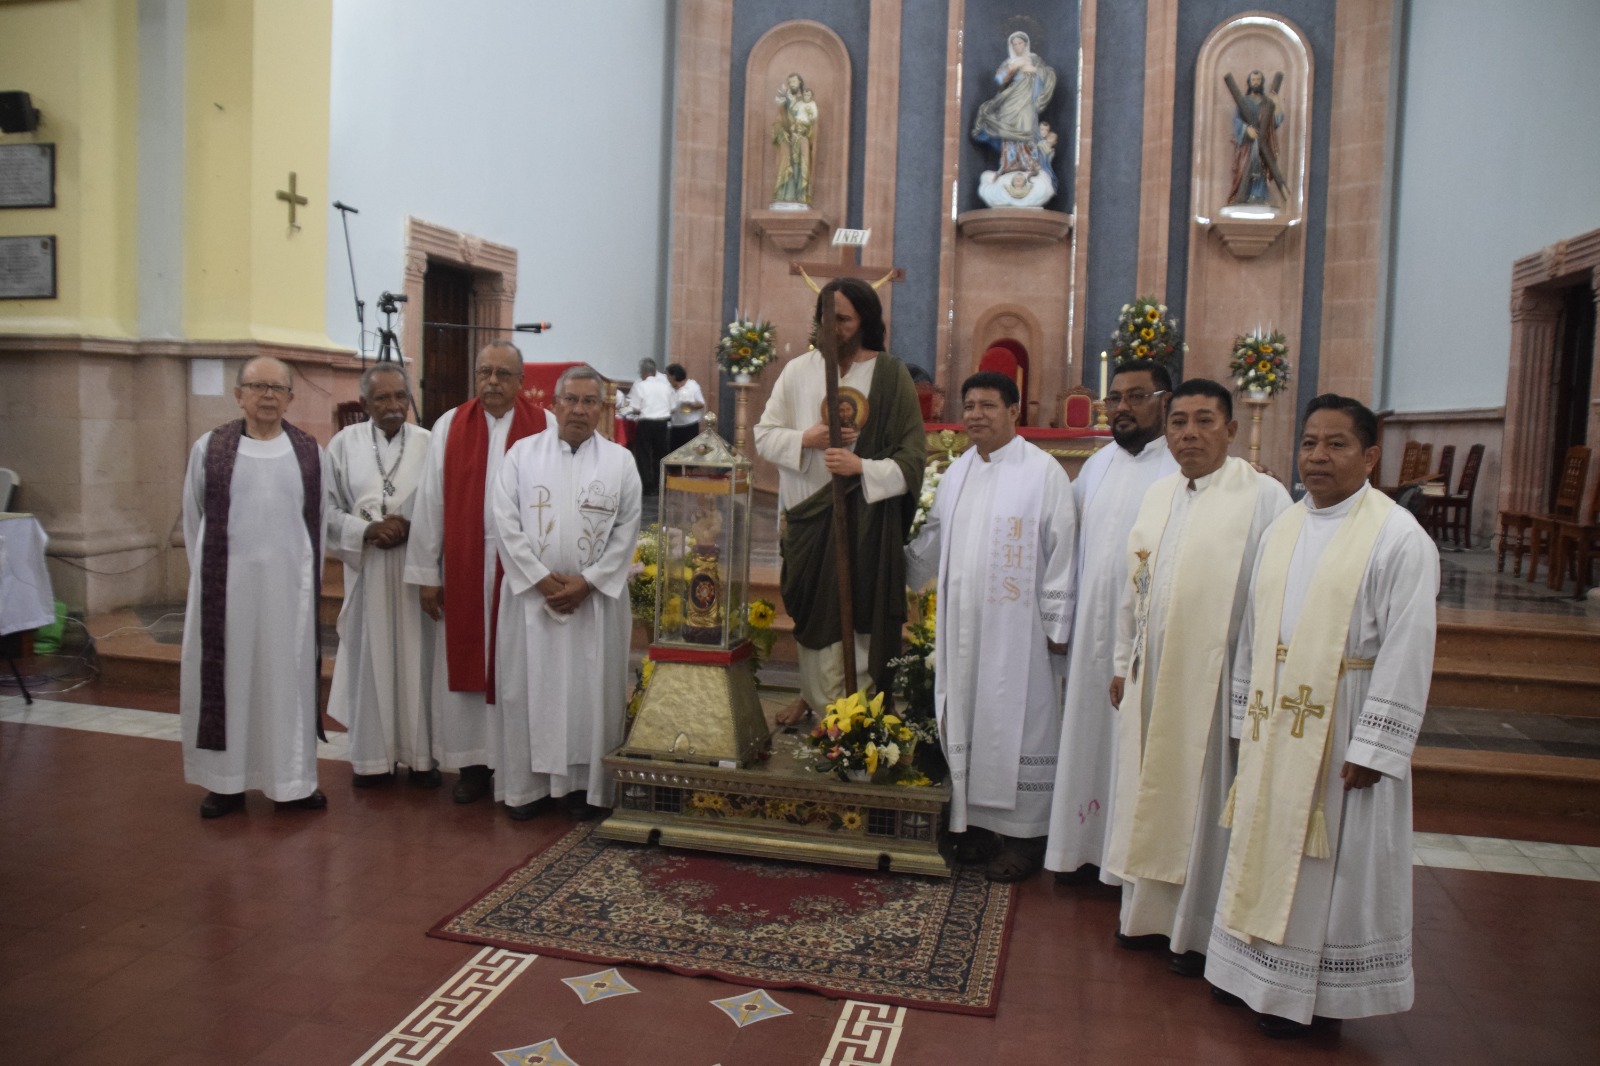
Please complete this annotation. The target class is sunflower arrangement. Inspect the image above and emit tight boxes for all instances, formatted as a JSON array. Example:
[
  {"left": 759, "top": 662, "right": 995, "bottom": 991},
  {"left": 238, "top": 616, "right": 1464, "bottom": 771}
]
[
  {"left": 1228, "top": 330, "right": 1291, "bottom": 397},
  {"left": 746, "top": 598, "right": 779, "bottom": 676},
  {"left": 805, "top": 690, "right": 924, "bottom": 785},
  {"left": 1111, "top": 296, "right": 1186, "bottom": 369},
  {"left": 715, "top": 316, "right": 777, "bottom": 377},
  {"left": 626, "top": 525, "right": 662, "bottom": 629}
]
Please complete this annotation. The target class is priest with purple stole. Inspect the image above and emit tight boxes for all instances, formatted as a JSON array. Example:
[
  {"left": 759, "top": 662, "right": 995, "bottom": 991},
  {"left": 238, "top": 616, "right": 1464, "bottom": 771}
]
[
  {"left": 905, "top": 372, "right": 1078, "bottom": 882},
  {"left": 490, "top": 365, "right": 641, "bottom": 820},
  {"left": 1208, "top": 394, "right": 1438, "bottom": 1038},
  {"left": 1104, "top": 378, "right": 1290, "bottom": 976},
  {"left": 180, "top": 356, "right": 333, "bottom": 819}
]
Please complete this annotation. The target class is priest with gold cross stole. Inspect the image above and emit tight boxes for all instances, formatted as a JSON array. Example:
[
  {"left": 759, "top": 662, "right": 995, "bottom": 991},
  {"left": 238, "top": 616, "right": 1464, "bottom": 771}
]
[
  {"left": 905, "top": 372, "right": 1078, "bottom": 883},
  {"left": 325, "top": 365, "right": 435, "bottom": 787},
  {"left": 1207, "top": 394, "right": 1438, "bottom": 1038},
  {"left": 1104, "top": 378, "right": 1291, "bottom": 976},
  {"left": 490, "top": 365, "right": 642, "bottom": 821}
]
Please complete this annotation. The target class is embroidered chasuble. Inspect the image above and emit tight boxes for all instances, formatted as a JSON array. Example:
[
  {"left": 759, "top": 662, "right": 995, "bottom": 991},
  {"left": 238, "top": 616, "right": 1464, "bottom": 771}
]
[
  {"left": 1206, "top": 483, "right": 1437, "bottom": 1024},
  {"left": 1105, "top": 457, "right": 1280, "bottom": 885},
  {"left": 326, "top": 422, "right": 434, "bottom": 774},
  {"left": 491, "top": 428, "right": 641, "bottom": 807},
  {"left": 905, "top": 436, "right": 1077, "bottom": 836}
]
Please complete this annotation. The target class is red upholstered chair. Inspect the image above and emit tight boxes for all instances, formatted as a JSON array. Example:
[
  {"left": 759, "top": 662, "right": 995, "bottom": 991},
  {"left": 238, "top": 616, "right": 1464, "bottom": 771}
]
[
  {"left": 1059, "top": 386, "right": 1094, "bottom": 430},
  {"left": 977, "top": 339, "right": 1030, "bottom": 426},
  {"left": 915, "top": 381, "right": 945, "bottom": 422}
]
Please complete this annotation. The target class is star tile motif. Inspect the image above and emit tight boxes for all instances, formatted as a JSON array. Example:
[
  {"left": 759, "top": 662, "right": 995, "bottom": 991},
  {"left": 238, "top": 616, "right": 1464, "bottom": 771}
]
[
  {"left": 561, "top": 967, "right": 639, "bottom": 1005},
  {"left": 492, "top": 1038, "right": 580, "bottom": 1066},
  {"left": 710, "top": 988, "right": 793, "bottom": 1028}
]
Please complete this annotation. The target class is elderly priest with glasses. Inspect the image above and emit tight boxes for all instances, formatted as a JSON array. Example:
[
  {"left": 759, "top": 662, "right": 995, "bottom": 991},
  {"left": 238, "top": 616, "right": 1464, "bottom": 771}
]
[{"left": 179, "top": 356, "right": 334, "bottom": 819}]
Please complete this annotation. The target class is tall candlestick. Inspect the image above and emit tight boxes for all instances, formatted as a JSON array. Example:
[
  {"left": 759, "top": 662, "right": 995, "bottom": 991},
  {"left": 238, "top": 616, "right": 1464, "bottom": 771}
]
[{"left": 1099, "top": 351, "right": 1108, "bottom": 400}]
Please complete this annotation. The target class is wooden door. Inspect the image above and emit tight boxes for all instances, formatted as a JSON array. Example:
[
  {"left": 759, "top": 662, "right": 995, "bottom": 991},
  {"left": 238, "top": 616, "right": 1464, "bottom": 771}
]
[{"left": 421, "top": 260, "right": 474, "bottom": 428}]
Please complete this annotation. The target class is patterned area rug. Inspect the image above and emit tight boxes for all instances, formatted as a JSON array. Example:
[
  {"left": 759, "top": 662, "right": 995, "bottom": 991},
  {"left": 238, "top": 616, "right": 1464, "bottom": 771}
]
[{"left": 430, "top": 824, "right": 1015, "bottom": 1015}]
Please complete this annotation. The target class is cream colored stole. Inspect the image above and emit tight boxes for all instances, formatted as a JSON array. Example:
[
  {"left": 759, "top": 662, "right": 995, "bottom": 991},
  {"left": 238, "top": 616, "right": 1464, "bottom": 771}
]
[
  {"left": 1217, "top": 488, "right": 1394, "bottom": 944},
  {"left": 1105, "top": 458, "right": 1257, "bottom": 884}
]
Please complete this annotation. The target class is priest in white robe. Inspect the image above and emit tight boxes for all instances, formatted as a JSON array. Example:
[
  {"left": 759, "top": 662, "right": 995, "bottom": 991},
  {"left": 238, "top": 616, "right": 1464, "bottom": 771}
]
[
  {"left": 491, "top": 365, "right": 641, "bottom": 820},
  {"left": 404, "top": 341, "right": 546, "bottom": 804},
  {"left": 181, "top": 356, "right": 333, "bottom": 818},
  {"left": 1208, "top": 394, "right": 1438, "bottom": 1038},
  {"left": 1104, "top": 379, "right": 1290, "bottom": 977},
  {"left": 326, "top": 364, "right": 435, "bottom": 786},
  {"left": 1045, "top": 359, "right": 1177, "bottom": 884},
  {"left": 906, "top": 372, "right": 1077, "bottom": 882}
]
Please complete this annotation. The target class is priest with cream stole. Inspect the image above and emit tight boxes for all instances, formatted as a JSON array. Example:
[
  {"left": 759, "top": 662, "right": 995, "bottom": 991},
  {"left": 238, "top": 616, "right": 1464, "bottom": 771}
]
[
  {"left": 404, "top": 341, "right": 547, "bottom": 805},
  {"left": 1045, "top": 359, "right": 1178, "bottom": 885},
  {"left": 1208, "top": 394, "right": 1437, "bottom": 1038},
  {"left": 1104, "top": 378, "right": 1290, "bottom": 977},
  {"left": 906, "top": 372, "right": 1077, "bottom": 882},
  {"left": 326, "top": 364, "right": 435, "bottom": 786},
  {"left": 491, "top": 365, "right": 641, "bottom": 821},
  {"left": 181, "top": 356, "right": 333, "bottom": 819}
]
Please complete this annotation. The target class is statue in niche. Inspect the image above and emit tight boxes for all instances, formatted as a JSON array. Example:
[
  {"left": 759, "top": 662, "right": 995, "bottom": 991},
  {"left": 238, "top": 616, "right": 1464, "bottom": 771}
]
[
  {"left": 972, "top": 31, "right": 1058, "bottom": 209},
  {"left": 771, "top": 74, "right": 818, "bottom": 208},
  {"left": 1225, "top": 70, "right": 1287, "bottom": 206}
]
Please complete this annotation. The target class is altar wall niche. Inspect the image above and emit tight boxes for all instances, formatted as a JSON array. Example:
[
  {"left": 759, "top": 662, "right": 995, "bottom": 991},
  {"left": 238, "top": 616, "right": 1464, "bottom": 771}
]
[
  {"left": 736, "top": 21, "right": 853, "bottom": 493},
  {"left": 1182, "top": 13, "right": 1313, "bottom": 478}
]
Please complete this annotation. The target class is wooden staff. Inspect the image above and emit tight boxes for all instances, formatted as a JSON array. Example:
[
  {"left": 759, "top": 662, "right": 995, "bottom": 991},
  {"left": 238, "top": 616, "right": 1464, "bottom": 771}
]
[{"left": 818, "top": 296, "right": 858, "bottom": 695}]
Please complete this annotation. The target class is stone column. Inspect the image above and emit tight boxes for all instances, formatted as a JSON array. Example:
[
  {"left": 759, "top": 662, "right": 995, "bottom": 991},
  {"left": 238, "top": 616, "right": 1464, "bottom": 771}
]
[{"left": 1498, "top": 290, "right": 1563, "bottom": 516}]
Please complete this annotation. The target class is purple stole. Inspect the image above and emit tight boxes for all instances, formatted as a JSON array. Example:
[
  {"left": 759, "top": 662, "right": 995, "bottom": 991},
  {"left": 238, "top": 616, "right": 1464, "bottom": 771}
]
[{"left": 197, "top": 419, "right": 324, "bottom": 750}]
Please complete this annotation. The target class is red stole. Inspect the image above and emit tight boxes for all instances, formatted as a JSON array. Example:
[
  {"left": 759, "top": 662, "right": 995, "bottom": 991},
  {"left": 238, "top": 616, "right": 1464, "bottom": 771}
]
[{"left": 442, "top": 395, "right": 545, "bottom": 698}]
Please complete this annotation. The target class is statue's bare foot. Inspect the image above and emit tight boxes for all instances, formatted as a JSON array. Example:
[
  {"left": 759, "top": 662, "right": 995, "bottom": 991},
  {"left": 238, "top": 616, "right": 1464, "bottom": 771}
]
[{"left": 775, "top": 697, "right": 811, "bottom": 727}]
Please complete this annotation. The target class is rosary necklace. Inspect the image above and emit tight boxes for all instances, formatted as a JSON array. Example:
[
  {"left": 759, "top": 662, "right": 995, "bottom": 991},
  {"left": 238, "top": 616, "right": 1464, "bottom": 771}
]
[{"left": 370, "top": 423, "right": 406, "bottom": 516}]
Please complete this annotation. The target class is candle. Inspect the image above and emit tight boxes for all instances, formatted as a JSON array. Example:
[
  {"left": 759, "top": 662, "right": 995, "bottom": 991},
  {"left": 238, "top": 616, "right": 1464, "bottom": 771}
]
[{"left": 1099, "top": 351, "right": 1108, "bottom": 400}]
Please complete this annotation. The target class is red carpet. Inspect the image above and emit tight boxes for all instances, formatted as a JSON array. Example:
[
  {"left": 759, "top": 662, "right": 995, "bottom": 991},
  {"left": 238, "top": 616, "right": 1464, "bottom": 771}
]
[{"left": 430, "top": 823, "right": 1015, "bottom": 1014}]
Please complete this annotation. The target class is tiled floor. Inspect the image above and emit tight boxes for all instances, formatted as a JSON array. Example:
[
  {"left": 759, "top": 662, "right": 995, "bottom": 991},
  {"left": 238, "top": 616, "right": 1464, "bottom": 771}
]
[{"left": 3, "top": 695, "right": 1600, "bottom": 1064}]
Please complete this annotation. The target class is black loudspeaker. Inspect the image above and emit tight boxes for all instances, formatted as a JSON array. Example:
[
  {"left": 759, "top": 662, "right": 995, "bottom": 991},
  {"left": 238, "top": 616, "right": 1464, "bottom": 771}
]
[{"left": 0, "top": 92, "right": 41, "bottom": 133}]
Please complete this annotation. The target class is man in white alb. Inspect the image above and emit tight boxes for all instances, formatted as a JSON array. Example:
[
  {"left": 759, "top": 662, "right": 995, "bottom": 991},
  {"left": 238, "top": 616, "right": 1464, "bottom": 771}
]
[
  {"left": 1103, "top": 378, "right": 1290, "bottom": 979},
  {"left": 404, "top": 341, "right": 546, "bottom": 804},
  {"left": 180, "top": 356, "right": 333, "bottom": 818},
  {"left": 906, "top": 372, "right": 1077, "bottom": 882},
  {"left": 666, "top": 362, "right": 705, "bottom": 452},
  {"left": 1208, "top": 394, "right": 1437, "bottom": 1038},
  {"left": 326, "top": 364, "right": 435, "bottom": 787},
  {"left": 1045, "top": 359, "right": 1177, "bottom": 885},
  {"left": 492, "top": 365, "right": 642, "bottom": 820},
  {"left": 619, "top": 357, "right": 674, "bottom": 494}
]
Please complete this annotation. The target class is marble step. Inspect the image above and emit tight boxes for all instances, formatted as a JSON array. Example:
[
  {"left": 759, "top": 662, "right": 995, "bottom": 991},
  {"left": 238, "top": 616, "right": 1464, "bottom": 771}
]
[{"left": 1414, "top": 747, "right": 1600, "bottom": 819}]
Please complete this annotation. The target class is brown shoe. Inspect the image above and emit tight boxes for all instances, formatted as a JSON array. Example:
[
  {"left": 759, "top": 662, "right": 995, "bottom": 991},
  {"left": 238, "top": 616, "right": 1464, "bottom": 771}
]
[{"left": 984, "top": 836, "right": 1046, "bottom": 883}]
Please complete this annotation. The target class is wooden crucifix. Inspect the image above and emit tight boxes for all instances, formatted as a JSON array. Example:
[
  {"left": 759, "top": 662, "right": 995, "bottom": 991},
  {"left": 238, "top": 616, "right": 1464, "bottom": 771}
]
[{"left": 793, "top": 229, "right": 905, "bottom": 697}]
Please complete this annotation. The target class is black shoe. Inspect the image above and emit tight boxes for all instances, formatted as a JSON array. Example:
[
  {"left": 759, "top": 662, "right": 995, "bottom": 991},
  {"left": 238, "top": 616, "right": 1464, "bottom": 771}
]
[
  {"left": 985, "top": 836, "right": 1046, "bottom": 883},
  {"left": 199, "top": 791, "right": 245, "bottom": 819},
  {"left": 563, "top": 791, "right": 606, "bottom": 821},
  {"left": 408, "top": 768, "right": 442, "bottom": 788},
  {"left": 952, "top": 827, "right": 1001, "bottom": 864},
  {"left": 1169, "top": 951, "right": 1206, "bottom": 978},
  {"left": 352, "top": 771, "right": 393, "bottom": 789},
  {"left": 452, "top": 765, "right": 493, "bottom": 804},
  {"left": 1258, "top": 1014, "right": 1339, "bottom": 1040},
  {"left": 507, "top": 797, "right": 554, "bottom": 822},
  {"left": 1209, "top": 985, "right": 1245, "bottom": 1007},
  {"left": 1115, "top": 931, "right": 1168, "bottom": 952},
  {"left": 1053, "top": 864, "right": 1101, "bottom": 886},
  {"left": 275, "top": 789, "right": 327, "bottom": 811}
]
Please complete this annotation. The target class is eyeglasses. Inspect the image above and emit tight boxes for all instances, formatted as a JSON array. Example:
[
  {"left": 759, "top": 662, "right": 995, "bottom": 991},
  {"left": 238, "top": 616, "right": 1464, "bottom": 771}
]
[
  {"left": 239, "top": 382, "right": 291, "bottom": 396},
  {"left": 475, "top": 367, "right": 520, "bottom": 381},
  {"left": 1105, "top": 389, "right": 1165, "bottom": 410},
  {"left": 558, "top": 394, "right": 604, "bottom": 409}
]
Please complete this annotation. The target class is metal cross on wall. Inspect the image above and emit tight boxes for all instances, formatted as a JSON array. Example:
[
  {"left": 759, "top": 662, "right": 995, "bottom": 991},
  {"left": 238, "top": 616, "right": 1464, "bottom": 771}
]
[{"left": 276, "top": 172, "right": 308, "bottom": 230}]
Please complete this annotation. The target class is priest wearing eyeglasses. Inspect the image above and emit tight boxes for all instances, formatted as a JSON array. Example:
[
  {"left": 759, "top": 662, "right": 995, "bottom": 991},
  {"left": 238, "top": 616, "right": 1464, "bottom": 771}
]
[
  {"left": 179, "top": 356, "right": 334, "bottom": 819},
  {"left": 490, "top": 366, "right": 642, "bottom": 821},
  {"left": 404, "top": 341, "right": 547, "bottom": 806}
]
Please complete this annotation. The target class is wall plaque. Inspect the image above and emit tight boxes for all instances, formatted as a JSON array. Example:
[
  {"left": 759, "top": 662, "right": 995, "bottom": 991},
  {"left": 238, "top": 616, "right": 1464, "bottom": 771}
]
[
  {"left": 0, "top": 235, "right": 57, "bottom": 299},
  {"left": 0, "top": 144, "right": 55, "bottom": 208}
]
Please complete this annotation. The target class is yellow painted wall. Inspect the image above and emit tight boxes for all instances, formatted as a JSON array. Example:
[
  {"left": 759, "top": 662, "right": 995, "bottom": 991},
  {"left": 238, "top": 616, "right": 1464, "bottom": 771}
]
[
  {"left": 184, "top": 0, "right": 335, "bottom": 348},
  {"left": 0, "top": 0, "right": 140, "bottom": 337}
]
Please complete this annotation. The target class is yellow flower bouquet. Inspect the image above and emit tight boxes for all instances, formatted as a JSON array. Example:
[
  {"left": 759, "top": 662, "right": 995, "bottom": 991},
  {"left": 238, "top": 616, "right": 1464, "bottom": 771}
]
[
  {"left": 1228, "top": 329, "right": 1291, "bottom": 396},
  {"left": 806, "top": 690, "right": 923, "bottom": 785},
  {"left": 1112, "top": 296, "right": 1186, "bottom": 369}
]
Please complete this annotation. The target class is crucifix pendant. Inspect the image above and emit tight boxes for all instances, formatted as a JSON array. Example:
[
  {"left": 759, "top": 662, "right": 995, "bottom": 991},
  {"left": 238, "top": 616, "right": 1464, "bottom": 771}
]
[{"left": 383, "top": 478, "right": 396, "bottom": 496}]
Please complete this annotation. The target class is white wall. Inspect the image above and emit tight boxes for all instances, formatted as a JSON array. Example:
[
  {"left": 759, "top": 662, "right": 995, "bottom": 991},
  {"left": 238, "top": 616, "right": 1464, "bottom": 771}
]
[
  {"left": 1385, "top": 0, "right": 1600, "bottom": 411},
  {"left": 324, "top": 0, "right": 674, "bottom": 379}
]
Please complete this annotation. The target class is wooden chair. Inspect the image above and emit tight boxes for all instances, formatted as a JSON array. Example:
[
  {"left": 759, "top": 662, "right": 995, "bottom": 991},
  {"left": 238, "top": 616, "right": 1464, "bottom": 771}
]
[
  {"left": 1421, "top": 443, "right": 1483, "bottom": 548},
  {"left": 1498, "top": 445, "right": 1588, "bottom": 575},
  {"left": 334, "top": 400, "right": 368, "bottom": 428},
  {"left": 1433, "top": 445, "right": 1456, "bottom": 496},
  {"left": 1058, "top": 385, "right": 1094, "bottom": 430},
  {"left": 1379, "top": 440, "right": 1423, "bottom": 497},
  {"left": 1550, "top": 475, "right": 1600, "bottom": 597},
  {"left": 1519, "top": 447, "right": 1592, "bottom": 583}
]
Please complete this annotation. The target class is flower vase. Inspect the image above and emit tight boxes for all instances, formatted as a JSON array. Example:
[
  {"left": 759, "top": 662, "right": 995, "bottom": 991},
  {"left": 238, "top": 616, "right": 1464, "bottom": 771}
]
[
  {"left": 733, "top": 371, "right": 752, "bottom": 385},
  {"left": 844, "top": 768, "right": 871, "bottom": 783},
  {"left": 1248, "top": 388, "right": 1270, "bottom": 402}
]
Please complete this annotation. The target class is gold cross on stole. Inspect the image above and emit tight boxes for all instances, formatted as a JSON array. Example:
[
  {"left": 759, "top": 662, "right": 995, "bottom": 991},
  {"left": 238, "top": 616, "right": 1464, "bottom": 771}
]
[
  {"left": 275, "top": 172, "right": 309, "bottom": 229},
  {"left": 1247, "top": 690, "right": 1271, "bottom": 741},
  {"left": 1279, "top": 684, "right": 1326, "bottom": 738}
]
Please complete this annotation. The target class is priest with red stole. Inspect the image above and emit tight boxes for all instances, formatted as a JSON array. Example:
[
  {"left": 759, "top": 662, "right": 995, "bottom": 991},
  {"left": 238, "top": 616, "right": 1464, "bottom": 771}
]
[{"left": 404, "top": 341, "right": 546, "bottom": 805}]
